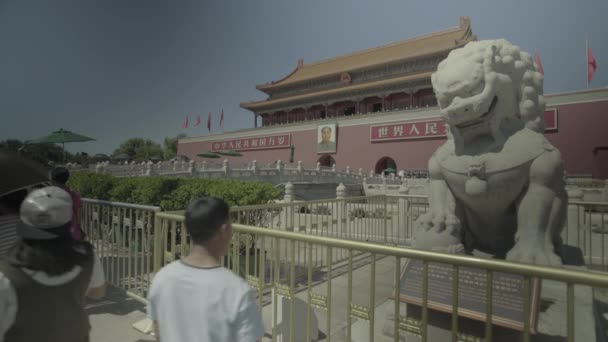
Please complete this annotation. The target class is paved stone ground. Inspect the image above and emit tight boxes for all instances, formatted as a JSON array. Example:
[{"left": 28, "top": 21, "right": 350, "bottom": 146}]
[{"left": 86, "top": 287, "right": 153, "bottom": 342}]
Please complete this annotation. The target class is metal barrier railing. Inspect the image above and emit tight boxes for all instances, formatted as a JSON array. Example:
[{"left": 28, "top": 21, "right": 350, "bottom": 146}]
[
  {"left": 566, "top": 200, "right": 608, "bottom": 270},
  {"left": 81, "top": 194, "right": 608, "bottom": 314},
  {"left": 153, "top": 211, "right": 608, "bottom": 342},
  {"left": 80, "top": 198, "right": 160, "bottom": 302}
]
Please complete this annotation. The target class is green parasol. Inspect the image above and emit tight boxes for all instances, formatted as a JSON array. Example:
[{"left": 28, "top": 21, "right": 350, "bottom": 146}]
[
  {"left": 215, "top": 150, "right": 243, "bottom": 157},
  {"left": 27, "top": 128, "right": 95, "bottom": 162},
  {"left": 383, "top": 167, "right": 397, "bottom": 173},
  {"left": 197, "top": 151, "right": 221, "bottom": 159}
]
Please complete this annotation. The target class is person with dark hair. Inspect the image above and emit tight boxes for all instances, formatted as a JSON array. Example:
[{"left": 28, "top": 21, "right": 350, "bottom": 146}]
[
  {"left": 0, "top": 186, "right": 106, "bottom": 341},
  {"left": 0, "top": 189, "right": 28, "bottom": 258},
  {"left": 147, "top": 197, "right": 264, "bottom": 342},
  {"left": 50, "top": 166, "right": 85, "bottom": 241}
]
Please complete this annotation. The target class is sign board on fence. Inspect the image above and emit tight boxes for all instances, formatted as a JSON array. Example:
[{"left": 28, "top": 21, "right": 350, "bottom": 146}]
[{"left": 398, "top": 259, "right": 541, "bottom": 332}]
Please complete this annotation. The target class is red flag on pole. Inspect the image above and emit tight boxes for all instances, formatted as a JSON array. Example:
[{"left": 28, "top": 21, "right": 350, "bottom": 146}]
[
  {"left": 194, "top": 114, "right": 201, "bottom": 127},
  {"left": 588, "top": 46, "right": 597, "bottom": 84},
  {"left": 182, "top": 116, "right": 189, "bottom": 129},
  {"left": 207, "top": 112, "right": 211, "bottom": 132},
  {"left": 534, "top": 50, "right": 544, "bottom": 76},
  {"left": 220, "top": 110, "right": 224, "bottom": 128}
]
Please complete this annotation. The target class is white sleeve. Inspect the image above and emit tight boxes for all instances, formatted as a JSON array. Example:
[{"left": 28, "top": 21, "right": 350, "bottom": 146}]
[
  {"left": 88, "top": 251, "right": 105, "bottom": 289},
  {"left": 0, "top": 271, "right": 17, "bottom": 342},
  {"left": 235, "top": 288, "right": 265, "bottom": 342}
]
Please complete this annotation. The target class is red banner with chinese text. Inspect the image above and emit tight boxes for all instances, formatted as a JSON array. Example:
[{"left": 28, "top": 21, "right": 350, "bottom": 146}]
[
  {"left": 370, "top": 110, "right": 558, "bottom": 142},
  {"left": 211, "top": 134, "right": 291, "bottom": 151}
]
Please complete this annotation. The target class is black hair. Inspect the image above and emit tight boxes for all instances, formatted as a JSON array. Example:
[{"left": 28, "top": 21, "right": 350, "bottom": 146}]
[
  {"left": 185, "top": 197, "right": 230, "bottom": 244},
  {"left": 0, "top": 189, "right": 28, "bottom": 215},
  {"left": 50, "top": 167, "right": 70, "bottom": 185},
  {"left": 8, "top": 234, "right": 94, "bottom": 276}
]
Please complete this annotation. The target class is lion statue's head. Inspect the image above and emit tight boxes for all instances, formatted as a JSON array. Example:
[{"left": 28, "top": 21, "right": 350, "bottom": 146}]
[{"left": 431, "top": 39, "right": 545, "bottom": 152}]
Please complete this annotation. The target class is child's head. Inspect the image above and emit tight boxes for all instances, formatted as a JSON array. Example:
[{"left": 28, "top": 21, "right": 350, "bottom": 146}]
[
  {"left": 50, "top": 167, "right": 70, "bottom": 186},
  {"left": 185, "top": 197, "right": 232, "bottom": 254}
]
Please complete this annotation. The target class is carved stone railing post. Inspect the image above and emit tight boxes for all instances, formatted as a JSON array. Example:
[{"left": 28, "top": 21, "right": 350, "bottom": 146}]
[
  {"left": 145, "top": 161, "right": 155, "bottom": 176},
  {"left": 222, "top": 159, "right": 230, "bottom": 176},
  {"left": 250, "top": 160, "right": 258, "bottom": 179},
  {"left": 331, "top": 163, "right": 336, "bottom": 173},
  {"left": 336, "top": 183, "right": 347, "bottom": 235},
  {"left": 397, "top": 180, "right": 410, "bottom": 236},
  {"left": 200, "top": 160, "right": 207, "bottom": 171},
  {"left": 95, "top": 162, "right": 102, "bottom": 174},
  {"left": 358, "top": 168, "right": 363, "bottom": 177},
  {"left": 382, "top": 174, "right": 387, "bottom": 193},
  {"left": 297, "top": 160, "right": 303, "bottom": 173},
  {"left": 188, "top": 160, "right": 196, "bottom": 176},
  {"left": 346, "top": 166, "right": 351, "bottom": 175},
  {"left": 276, "top": 160, "right": 284, "bottom": 182},
  {"left": 283, "top": 181, "right": 295, "bottom": 231},
  {"left": 284, "top": 181, "right": 294, "bottom": 202}
]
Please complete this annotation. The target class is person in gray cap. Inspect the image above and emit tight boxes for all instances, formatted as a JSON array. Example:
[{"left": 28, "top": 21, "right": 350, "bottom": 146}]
[{"left": 0, "top": 186, "right": 106, "bottom": 342}]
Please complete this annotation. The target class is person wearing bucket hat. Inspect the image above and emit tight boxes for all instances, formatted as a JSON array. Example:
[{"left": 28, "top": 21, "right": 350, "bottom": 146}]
[{"left": 0, "top": 186, "right": 106, "bottom": 342}]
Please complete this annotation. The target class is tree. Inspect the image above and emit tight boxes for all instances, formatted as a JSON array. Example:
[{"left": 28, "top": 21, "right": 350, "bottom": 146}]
[
  {"left": 163, "top": 134, "right": 187, "bottom": 160},
  {"left": 112, "top": 138, "right": 163, "bottom": 162},
  {"left": 0, "top": 139, "right": 73, "bottom": 165}
]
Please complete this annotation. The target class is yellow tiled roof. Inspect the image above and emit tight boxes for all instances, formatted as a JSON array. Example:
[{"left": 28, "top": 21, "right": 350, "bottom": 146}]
[
  {"left": 241, "top": 72, "right": 433, "bottom": 111},
  {"left": 256, "top": 17, "right": 474, "bottom": 90}
]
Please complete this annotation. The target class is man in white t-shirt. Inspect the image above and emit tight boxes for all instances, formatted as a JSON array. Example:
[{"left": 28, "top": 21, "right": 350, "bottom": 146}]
[{"left": 147, "top": 197, "right": 264, "bottom": 342}]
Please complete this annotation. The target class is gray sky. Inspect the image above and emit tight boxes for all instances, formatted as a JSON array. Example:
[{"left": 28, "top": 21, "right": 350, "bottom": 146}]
[{"left": 0, "top": 0, "right": 606, "bottom": 154}]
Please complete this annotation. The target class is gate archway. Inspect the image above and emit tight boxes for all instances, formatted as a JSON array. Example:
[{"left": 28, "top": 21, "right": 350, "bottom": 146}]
[
  {"left": 375, "top": 156, "right": 397, "bottom": 175},
  {"left": 318, "top": 155, "right": 335, "bottom": 168}
]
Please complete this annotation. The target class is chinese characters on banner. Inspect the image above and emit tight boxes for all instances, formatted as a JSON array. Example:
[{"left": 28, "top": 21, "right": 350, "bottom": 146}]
[
  {"left": 370, "top": 110, "right": 558, "bottom": 142},
  {"left": 211, "top": 134, "right": 291, "bottom": 152},
  {"left": 370, "top": 118, "right": 447, "bottom": 142}
]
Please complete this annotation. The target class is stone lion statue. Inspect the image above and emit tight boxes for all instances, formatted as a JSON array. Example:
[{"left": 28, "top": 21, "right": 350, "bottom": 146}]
[{"left": 411, "top": 39, "right": 567, "bottom": 266}]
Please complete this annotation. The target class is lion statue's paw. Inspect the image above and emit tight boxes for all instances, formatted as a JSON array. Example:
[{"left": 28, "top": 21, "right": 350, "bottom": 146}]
[{"left": 412, "top": 212, "right": 464, "bottom": 254}]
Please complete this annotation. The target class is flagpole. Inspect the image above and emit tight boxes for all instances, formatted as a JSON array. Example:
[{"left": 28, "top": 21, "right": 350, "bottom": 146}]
[{"left": 586, "top": 34, "right": 589, "bottom": 89}]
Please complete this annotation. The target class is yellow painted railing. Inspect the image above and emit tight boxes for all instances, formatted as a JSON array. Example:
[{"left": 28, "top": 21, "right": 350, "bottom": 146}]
[
  {"left": 80, "top": 195, "right": 608, "bottom": 341},
  {"left": 81, "top": 198, "right": 160, "bottom": 302},
  {"left": 153, "top": 210, "right": 608, "bottom": 342}
]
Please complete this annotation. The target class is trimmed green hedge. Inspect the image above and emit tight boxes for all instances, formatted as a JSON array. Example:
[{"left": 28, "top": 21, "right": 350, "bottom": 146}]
[{"left": 67, "top": 172, "right": 283, "bottom": 210}]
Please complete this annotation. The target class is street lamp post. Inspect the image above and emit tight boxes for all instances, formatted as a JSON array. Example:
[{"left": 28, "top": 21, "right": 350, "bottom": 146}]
[{"left": 289, "top": 145, "right": 295, "bottom": 163}]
